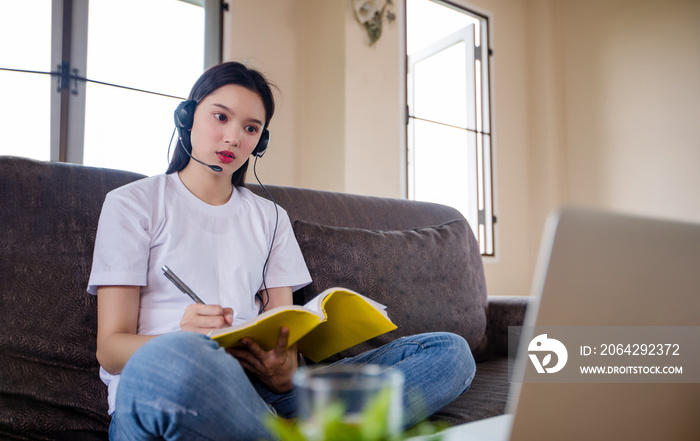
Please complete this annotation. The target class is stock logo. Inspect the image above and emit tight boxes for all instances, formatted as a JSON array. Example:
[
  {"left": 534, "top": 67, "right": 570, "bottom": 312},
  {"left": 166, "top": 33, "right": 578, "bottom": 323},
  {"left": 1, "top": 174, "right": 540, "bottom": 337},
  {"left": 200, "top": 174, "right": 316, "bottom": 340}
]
[{"left": 528, "top": 334, "right": 568, "bottom": 373}]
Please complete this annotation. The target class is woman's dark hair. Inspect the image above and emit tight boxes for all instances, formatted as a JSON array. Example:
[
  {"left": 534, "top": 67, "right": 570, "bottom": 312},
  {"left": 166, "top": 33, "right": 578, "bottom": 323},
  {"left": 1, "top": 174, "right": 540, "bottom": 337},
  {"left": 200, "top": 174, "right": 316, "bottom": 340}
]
[{"left": 166, "top": 62, "right": 275, "bottom": 187}]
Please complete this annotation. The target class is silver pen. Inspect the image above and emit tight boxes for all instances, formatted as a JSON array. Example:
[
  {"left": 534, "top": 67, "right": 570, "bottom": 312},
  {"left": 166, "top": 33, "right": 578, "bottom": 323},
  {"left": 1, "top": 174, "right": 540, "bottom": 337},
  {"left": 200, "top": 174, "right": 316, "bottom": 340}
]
[{"left": 162, "top": 265, "right": 205, "bottom": 304}]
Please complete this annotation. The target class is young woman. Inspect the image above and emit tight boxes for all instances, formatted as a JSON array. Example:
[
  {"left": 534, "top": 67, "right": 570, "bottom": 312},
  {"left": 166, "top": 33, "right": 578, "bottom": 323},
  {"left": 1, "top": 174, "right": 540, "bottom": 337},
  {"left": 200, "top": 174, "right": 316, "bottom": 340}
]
[{"left": 88, "top": 62, "right": 476, "bottom": 441}]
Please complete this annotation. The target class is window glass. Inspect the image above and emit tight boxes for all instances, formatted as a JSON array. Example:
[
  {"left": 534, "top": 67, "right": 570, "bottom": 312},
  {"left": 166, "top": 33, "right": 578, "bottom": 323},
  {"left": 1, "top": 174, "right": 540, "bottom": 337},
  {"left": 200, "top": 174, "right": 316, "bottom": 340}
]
[
  {"left": 411, "top": 119, "right": 476, "bottom": 220},
  {"left": 406, "top": 0, "right": 476, "bottom": 54},
  {"left": 86, "top": 0, "right": 204, "bottom": 96},
  {"left": 413, "top": 41, "right": 471, "bottom": 131},
  {"left": 82, "top": 0, "right": 206, "bottom": 175},
  {"left": 82, "top": 83, "right": 182, "bottom": 176},
  {"left": 0, "top": 0, "right": 51, "bottom": 71},
  {"left": 0, "top": 1, "right": 52, "bottom": 160}
]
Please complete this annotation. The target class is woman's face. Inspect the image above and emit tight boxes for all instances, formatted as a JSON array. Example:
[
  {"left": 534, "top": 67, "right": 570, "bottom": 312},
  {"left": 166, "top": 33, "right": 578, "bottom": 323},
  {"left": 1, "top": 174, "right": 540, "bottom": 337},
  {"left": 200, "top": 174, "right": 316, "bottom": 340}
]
[{"left": 189, "top": 84, "right": 266, "bottom": 175}]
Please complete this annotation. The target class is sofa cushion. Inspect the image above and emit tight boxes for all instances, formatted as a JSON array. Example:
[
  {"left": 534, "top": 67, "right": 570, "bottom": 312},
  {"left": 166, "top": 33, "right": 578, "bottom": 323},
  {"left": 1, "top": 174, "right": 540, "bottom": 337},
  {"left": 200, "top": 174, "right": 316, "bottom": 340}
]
[
  {"left": 293, "top": 219, "right": 487, "bottom": 363},
  {"left": 431, "top": 357, "right": 514, "bottom": 424}
]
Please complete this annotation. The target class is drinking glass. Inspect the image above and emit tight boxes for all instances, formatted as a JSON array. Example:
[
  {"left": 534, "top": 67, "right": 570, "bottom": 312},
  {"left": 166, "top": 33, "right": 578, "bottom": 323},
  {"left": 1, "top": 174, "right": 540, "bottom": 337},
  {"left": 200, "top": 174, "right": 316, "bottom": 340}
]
[{"left": 294, "top": 364, "right": 404, "bottom": 441}]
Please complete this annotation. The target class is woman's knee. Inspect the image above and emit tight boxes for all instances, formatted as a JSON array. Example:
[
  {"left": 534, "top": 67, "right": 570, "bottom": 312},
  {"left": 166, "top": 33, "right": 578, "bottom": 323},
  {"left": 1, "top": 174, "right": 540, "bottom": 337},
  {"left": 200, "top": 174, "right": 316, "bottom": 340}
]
[
  {"left": 445, "top": 333, "right": 476, "bottom": 391},
  {"left": 418, "top": 332, "right": 476, "bottom": 387},
  {"left": 408, "top": 332, "right": 470, "bottom": 356},
  {"left": 441, "top": 332, "right": 473, "bottom": 363}
]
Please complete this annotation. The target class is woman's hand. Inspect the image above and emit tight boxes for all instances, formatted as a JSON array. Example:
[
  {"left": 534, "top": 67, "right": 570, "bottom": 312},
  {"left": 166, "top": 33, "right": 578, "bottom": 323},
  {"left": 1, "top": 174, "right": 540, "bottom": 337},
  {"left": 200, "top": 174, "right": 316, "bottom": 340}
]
[
  {"left": 180, "top": 304, "right": 233, "bottom": 335},
  {"left": 227, "top": 327, "right": 298, "bottom": 394}
]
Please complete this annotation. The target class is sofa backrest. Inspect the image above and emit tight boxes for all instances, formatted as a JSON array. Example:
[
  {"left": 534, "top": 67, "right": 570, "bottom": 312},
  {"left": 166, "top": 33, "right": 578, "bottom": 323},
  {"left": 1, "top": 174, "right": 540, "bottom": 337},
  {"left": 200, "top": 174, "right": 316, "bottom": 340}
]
[
  {"left": 248, "top": 183, "right": 467, "bottom": 230},
  {"left": 0, "top": 157, "right": 144, "bottom": 439}
]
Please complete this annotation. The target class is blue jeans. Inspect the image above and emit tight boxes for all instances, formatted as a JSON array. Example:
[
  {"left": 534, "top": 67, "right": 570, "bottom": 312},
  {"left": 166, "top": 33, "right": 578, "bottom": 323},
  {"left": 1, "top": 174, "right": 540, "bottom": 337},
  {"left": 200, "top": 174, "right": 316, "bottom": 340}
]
[{"left": 110, "top": 332, "right": 476, "bottom": 441}]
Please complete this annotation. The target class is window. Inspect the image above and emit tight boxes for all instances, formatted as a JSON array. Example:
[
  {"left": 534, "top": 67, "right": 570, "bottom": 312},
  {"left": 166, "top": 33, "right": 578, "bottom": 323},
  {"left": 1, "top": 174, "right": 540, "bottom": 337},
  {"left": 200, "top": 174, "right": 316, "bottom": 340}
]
[
  {"left": 0, "top": 0, "right": 223, "bottom": 177},
  {"left": 406, "top": 0, "right": 494, "bottom": 255}
]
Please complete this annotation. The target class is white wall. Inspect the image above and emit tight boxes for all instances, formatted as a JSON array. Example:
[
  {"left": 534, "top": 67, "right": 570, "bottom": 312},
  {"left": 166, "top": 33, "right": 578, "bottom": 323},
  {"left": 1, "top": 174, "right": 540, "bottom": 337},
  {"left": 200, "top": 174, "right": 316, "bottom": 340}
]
[
  {"left": 225, "top": 0, "right": 304, "bottom": 187},
  {"left": 523, "top": 0, "right": 700, "bottom": 288},
  {"left": 560, "top": 0, "right": 700, "bottom": 224},
  {"left": 224, "top": 0, "right": 700, "bottom": 296},
  {"left": 226, "top": 0, "right": 404, "bottom": 198},
  {"left": 342, "top": 0, "right": 405, "bottom": 198},
  {"left": 299, "top": 0, "right": 346, "bottom": 192}
]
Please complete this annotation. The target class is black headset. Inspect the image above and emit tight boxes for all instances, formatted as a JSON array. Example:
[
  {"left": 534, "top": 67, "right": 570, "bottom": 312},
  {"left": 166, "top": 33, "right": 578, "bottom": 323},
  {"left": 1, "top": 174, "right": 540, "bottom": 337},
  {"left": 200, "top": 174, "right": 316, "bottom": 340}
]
[{"left": 174, "top": 100, "right": 270, "bottom": 158}]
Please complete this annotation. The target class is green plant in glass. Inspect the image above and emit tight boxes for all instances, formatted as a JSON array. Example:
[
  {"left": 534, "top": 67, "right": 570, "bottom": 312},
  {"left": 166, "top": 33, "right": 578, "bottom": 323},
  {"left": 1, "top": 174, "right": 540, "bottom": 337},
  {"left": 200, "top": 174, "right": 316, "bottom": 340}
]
[{"left": 264, "top": 388, "right": 446, "bottom": 441}]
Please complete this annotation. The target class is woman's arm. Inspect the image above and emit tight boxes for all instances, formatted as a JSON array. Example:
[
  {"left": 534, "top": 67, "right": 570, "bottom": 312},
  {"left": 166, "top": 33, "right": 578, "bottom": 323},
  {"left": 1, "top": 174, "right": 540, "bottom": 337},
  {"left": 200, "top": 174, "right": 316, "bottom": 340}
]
[
  {"left": 96, "top": 285, "right": 154, "bottom": 375},
  {"left": 96, "top": 285, "right": 234, "bottom": 375},
  {"left": 262, "top": 286, "right": 294, "bottom": 310}
]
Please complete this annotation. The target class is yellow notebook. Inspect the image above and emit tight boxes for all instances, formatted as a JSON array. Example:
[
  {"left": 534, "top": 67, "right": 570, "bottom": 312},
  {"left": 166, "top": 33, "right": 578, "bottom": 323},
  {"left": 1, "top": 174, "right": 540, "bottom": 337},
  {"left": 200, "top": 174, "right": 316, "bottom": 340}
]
[{"left": 207, "top": 287, "right": 397, "bottom": 362}]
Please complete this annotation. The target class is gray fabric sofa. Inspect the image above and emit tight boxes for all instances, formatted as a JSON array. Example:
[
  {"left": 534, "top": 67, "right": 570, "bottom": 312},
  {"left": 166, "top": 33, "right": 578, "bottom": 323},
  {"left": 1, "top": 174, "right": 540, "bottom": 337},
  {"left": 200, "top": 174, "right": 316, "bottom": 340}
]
[{"left": 0, "top": 156, "right": 527, "bottom": 441}]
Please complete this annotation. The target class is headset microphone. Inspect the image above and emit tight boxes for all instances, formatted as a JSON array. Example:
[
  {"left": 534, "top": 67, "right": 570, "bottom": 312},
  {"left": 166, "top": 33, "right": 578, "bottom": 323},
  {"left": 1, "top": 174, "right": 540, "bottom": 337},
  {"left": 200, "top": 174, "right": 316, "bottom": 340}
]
[{"left": 178, "top": 139, "right": 223, "bottom": 172}]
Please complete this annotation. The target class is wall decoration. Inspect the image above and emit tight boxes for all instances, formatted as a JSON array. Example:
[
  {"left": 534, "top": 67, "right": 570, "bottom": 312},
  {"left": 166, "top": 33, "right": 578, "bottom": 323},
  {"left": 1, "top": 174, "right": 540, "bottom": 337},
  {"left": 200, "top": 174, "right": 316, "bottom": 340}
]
[{"left": 352, "top": 0, "right": 395, "bottom": 46}]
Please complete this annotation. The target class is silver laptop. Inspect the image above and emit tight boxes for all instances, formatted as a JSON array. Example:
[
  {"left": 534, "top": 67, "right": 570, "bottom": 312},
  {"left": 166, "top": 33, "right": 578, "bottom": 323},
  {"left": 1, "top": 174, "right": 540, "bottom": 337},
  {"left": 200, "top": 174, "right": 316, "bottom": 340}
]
[{"left": 430, "top": 207, "right": 700, "bottom": 441}]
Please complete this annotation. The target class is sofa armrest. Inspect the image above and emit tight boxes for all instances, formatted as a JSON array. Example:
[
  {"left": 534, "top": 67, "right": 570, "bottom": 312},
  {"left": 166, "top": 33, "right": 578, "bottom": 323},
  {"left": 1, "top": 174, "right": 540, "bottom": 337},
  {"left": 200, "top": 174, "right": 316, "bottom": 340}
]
[{"left": 486, "top": 296, "right": 530, "bottom": 358}]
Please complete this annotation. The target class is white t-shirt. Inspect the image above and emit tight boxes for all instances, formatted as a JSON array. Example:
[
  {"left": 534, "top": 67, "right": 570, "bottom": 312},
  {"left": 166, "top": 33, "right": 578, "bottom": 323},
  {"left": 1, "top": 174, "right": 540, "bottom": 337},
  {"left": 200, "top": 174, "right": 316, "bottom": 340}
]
[{"left": 87, "top": 172, "right": 312, "bottom": 413}]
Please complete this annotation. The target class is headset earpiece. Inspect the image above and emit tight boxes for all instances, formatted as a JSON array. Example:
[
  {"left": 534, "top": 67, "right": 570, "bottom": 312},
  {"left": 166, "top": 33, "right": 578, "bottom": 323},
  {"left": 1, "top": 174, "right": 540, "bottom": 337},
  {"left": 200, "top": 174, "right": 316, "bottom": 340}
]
[
  {"left": 174, "top": 100, "right": 197, "bottom": 135},
  {"left": 253, "top": 129, "right": 270, "bottom": 157}
]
